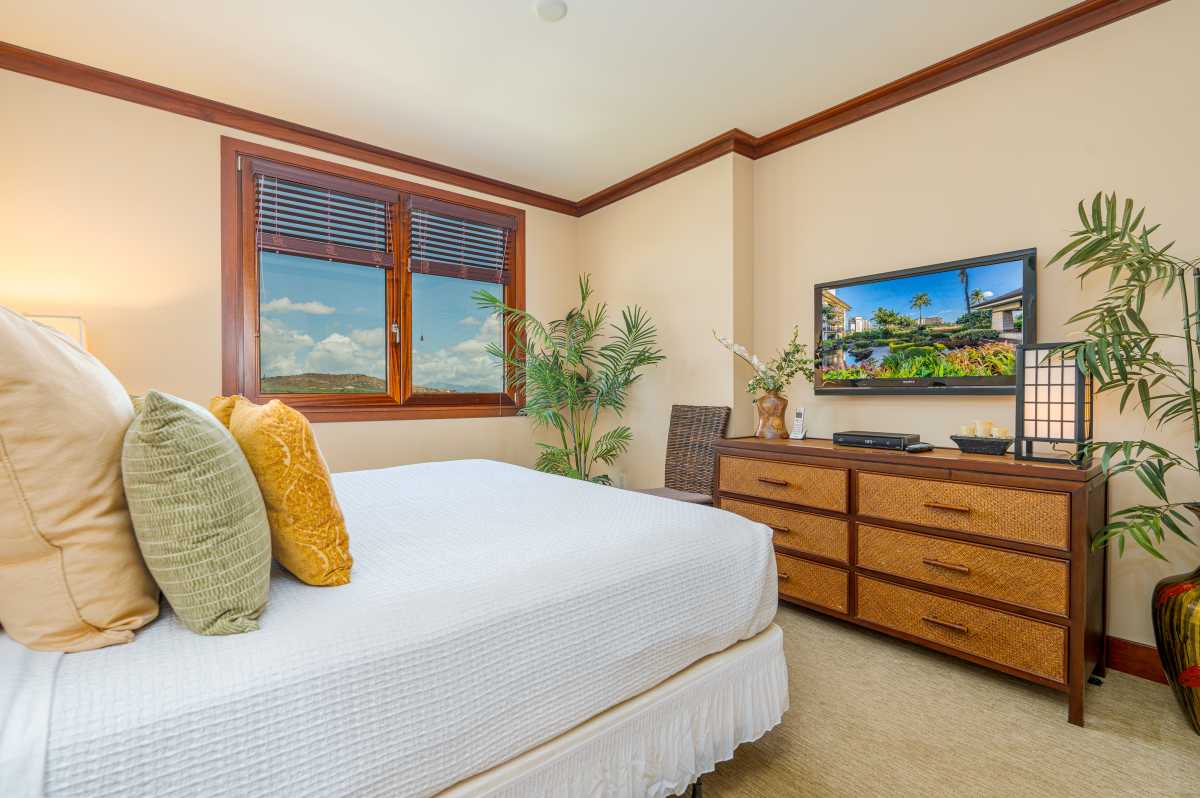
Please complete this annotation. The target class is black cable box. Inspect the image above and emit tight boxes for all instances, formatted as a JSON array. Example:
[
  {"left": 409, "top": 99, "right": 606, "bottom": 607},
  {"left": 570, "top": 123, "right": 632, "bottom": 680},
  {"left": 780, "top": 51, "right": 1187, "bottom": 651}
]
[{"left": 832, "top": 431, "right": 922, "bottom": 451}]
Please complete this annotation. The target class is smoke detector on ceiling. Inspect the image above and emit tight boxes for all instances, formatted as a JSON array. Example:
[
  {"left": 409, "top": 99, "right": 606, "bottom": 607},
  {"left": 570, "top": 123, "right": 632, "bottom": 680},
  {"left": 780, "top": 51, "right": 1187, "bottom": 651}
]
[{"left": 535, "top": 0, "right": 568, "bottom": 22}]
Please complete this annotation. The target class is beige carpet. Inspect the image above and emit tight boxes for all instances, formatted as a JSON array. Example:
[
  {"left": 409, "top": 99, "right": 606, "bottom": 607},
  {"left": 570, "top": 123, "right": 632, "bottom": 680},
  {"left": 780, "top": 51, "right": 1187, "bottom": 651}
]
[{"left": 704, "top": 605, "right": 1200, "bottom": 797}]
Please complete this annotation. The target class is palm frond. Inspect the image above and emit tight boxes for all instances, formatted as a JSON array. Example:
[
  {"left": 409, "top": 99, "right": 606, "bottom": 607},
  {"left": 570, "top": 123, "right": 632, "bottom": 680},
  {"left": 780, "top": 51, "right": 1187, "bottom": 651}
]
[
  {"left": 590, "top": 425, "right": 633, "bottom": 467},
  {"left": 1053, "top": 192, "right": 1199, "bottom": 560}
]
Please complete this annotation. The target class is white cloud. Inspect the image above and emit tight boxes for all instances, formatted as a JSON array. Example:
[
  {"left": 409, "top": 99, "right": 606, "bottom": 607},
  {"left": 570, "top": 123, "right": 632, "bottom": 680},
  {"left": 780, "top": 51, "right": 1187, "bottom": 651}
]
[
  {"left": 414, "top": 315, "right": 503, "bottom": 392},
  {"left": 260, "top": 317, "right": 314, "bottom": 377},
  {"left": 262, "top": 297, "right": 336, "bottom": 315},
  {"left": 307, "top": 332, "right": 386, "bottom": 378},
  {"left": 458, "top": 315, "right": 483, "bottom": 327},
  {"left": 350, "top": 327, "right": 385, "bottom": 347},
  {"left": 259, "top": 318, "right": 385, "bottom": 379},
  {"left": 261, "top": 311, "right": 503, "bottom": 390}
]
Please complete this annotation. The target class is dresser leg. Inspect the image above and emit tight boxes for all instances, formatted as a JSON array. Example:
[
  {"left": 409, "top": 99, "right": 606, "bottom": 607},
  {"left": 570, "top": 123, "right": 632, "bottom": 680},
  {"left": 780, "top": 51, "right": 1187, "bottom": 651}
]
[
  {"left": 692, "top": 776, "right": 703, "bottom": 798},
  {"left": 1068, "top": 684, "right": 1084, "bottom": 726}
]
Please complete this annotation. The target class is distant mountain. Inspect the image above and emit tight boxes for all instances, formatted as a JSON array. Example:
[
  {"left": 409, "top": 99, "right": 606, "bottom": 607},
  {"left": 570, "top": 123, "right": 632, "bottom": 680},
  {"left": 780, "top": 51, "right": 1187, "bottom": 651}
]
[
  {"left": 261, "top": 373, "right": 386, "bottom": 394},
  {"left": 260, "top": 373, "right": 461, "bottom": 395}
]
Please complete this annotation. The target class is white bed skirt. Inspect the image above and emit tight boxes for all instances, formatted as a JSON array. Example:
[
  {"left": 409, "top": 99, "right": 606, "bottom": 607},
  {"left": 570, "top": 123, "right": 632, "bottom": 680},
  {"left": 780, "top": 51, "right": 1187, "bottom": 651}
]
[{"left": 440, "top": 624, "right": 788, "bottom": 798}]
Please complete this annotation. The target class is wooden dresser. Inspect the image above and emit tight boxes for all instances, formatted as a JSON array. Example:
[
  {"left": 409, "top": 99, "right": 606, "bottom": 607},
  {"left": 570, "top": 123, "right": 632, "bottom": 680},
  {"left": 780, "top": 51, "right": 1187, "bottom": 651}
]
[{"left": 713, "top": 437, "right": 1107, "bottom": 725}]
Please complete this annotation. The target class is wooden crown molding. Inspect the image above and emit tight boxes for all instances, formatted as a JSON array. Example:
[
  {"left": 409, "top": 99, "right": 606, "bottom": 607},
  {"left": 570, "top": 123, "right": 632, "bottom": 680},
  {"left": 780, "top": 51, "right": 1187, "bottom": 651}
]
[
  {"left": 0, "top": 41, "right": 577, "bottom": 216},
  {"left": 576, "top": 128, "right": 755, "bottom": 216},
  {"left": 752, "top": 0, "right": 1169, "bottom": 158},
  {"left": 0, "top": 0, "right": 1168, "bottom": 218},
  {"left": 578, "top": 0, "right": 1168, "bottom": 214}
]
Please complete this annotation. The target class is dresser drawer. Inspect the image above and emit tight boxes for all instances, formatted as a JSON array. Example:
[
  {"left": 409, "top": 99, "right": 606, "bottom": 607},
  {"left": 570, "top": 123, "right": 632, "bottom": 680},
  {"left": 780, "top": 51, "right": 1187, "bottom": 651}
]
[
  {"left": 856, "top": 471, "right": 1070, "bottom": 549},
  {"left": 775, "top": 553, "right": 849, "bottom": 613},
  {"left": 720, "top": 456, "right": 848, "bottom": 513},
  {"left": 856, "top": 524, "right": 1069, "bottom": 615},
  {"left": 856, "top": 577, "right": 1066, "bottom": 683},
  {"left": 722, "top": 497, "right": 849, "bottom": 563}
]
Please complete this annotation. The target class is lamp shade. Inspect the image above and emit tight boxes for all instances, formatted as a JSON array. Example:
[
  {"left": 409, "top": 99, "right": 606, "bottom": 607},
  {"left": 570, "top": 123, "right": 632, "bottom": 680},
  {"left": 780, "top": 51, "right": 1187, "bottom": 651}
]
[
  {"left": 27, "top": 314, "right": 87, "bottom": 350},
  {"left": 1014, "top": 343, "right": 1093, "bottom": 463}
]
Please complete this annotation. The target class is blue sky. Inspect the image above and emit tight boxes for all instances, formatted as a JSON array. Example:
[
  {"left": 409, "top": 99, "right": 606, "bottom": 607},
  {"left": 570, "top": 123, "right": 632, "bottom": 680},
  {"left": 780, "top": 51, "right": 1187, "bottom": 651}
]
[
  {"left": 828, "top": 259, "right": 1024, "bottom": 328},
  {"left": 411, "top": 274, "right": 503, "bottom": 392},
  {"left": 258, "top": 253, "right": 502, "bottom": 391}
]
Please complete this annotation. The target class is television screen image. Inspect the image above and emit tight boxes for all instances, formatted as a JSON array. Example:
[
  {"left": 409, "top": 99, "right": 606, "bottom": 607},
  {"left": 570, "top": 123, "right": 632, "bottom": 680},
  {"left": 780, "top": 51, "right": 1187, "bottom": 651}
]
[{"left": 814, "top": 249, "right": 1036, "bottom": 394}]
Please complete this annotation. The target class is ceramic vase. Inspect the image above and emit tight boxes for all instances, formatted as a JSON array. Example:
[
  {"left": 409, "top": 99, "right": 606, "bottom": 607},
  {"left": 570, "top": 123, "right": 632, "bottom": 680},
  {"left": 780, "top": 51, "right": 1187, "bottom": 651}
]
[
  {"left": 755, "top": 391, "right": 788, "bottom": 439},
  {"left": 1151, "top": 503, "right": 1200, "bottom": 735}
]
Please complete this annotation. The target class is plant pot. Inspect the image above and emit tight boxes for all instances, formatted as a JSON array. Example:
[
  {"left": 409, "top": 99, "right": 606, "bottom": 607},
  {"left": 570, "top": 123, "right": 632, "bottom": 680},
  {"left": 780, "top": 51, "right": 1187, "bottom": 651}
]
[
  {"left": 755, "top": 391, "right": 788, "bottom": 439},
  {"left": 1151, "top": 502, "right": 1200, "bottom": 735}
]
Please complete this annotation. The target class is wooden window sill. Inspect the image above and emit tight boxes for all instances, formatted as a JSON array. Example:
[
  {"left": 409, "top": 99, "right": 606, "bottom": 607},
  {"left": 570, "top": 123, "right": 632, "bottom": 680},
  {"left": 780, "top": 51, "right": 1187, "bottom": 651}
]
[{"left": 294, "top": 403, "right": 520, "bottom": 423}]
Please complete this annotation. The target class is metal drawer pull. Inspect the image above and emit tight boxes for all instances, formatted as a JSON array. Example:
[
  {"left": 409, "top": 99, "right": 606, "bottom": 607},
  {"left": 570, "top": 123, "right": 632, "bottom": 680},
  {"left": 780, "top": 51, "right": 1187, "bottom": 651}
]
[
  {"left": 778, "top": 572, "right": 790, "bottom": 581},
  {"left": 922, "top": 557, "right": 971, "bottom": 575},
  {"left": 921, "top": 615, "right": 969, "bottom": 634},
  {"left": 924, "top": 501, "right": 972, "bottom": 513},
  {"left": 758, "top": 477, "right": 789, "bottom": 487},
  {"left": 770, "top": 526, "right": 790, "bottom": 534}
]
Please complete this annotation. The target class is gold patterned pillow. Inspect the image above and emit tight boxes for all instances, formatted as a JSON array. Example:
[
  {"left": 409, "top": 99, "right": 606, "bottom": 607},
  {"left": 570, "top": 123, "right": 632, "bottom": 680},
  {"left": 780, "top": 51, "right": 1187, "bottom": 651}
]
[{"left": 209, "top": 395, "right": 352, "bottom": 586}]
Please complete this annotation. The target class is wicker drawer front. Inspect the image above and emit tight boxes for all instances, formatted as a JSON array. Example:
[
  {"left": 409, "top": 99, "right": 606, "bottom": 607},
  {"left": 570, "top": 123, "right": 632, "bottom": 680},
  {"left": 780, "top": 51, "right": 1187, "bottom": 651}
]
[
  {"left": 720, "top": 456, "right": 848, "bottom": 513},
  {"left": 775, "top": 553, "right": 848, "bottom": 613},
  {"left": 857, "top": 524, "right": 1069, "bottom": 615},
  {"left": 856, "top": 577, "right": 1066, "bottom": 683},
  {"left": 856, "top": 472, "right": 1070, "bottom": 549},
  {"left": 722, "top": 497, "right": 849, "bottom": 563}
]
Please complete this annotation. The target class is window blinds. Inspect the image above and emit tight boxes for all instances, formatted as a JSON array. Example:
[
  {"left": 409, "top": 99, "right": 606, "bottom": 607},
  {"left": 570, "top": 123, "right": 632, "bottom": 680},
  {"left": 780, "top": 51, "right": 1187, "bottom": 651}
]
[
  {"left": 408, "top": 196, "right": 516, "bottom": 285},
  {"left": 252, "top": 160, "right": 397, "bottom": 268}
]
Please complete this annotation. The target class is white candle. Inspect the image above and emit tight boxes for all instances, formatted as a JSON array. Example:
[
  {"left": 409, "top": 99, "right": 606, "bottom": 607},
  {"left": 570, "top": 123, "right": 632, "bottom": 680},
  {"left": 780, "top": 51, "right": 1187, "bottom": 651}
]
[
  {"left": 993, "top": 426, "right": 1009, "bottom": 439},
  {"left": 959, "top": 424, "right": 974, "bottom": 436},
  {"left": 974, "top": 420, "right": 992, "bottom": 437}
]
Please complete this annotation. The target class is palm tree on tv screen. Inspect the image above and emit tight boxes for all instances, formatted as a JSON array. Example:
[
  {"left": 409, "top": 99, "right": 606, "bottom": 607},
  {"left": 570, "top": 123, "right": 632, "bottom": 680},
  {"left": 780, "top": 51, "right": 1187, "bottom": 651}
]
[
  {"left": 910, "top": 292, "right": 932, "bottom": 325},
  {"left": 969, "top": 288, "right": 986, "bottom": 306}
]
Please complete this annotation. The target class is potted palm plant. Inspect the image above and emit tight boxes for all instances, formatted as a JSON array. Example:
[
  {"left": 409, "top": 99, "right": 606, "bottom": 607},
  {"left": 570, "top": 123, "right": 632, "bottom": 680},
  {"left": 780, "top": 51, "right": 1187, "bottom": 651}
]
[
  {"left": 474, "top": 275, "right": 664, "bottom": 485},
  {"left": 1049, "top": 192, "right": 1199, "bottom": 732}
]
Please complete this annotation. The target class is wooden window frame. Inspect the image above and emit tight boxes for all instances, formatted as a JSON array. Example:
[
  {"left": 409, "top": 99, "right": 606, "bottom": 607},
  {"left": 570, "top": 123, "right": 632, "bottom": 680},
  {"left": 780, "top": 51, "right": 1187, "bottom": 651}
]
[{"left": 220, "top": 137, "right": 525, "bottom": 422}]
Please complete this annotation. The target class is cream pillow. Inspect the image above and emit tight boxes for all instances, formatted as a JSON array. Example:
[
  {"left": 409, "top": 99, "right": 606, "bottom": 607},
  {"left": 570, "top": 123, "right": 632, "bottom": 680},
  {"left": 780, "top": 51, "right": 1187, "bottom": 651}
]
[{"left": 0, "top": 307, "right": 159, "bottom": 651}]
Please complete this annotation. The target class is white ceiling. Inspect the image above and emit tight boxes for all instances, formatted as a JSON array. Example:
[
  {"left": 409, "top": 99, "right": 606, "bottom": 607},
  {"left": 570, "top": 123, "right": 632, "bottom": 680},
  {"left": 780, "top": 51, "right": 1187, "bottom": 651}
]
[{"left": 3, "top": 0, "right": 1073, "bottom": 199}]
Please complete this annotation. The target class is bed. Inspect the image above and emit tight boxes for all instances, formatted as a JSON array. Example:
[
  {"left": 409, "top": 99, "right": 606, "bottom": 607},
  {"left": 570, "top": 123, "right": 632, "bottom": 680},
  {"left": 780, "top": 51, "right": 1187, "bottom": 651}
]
[{"left": 1, "top": 459, "right": 786, "bottom": 797}]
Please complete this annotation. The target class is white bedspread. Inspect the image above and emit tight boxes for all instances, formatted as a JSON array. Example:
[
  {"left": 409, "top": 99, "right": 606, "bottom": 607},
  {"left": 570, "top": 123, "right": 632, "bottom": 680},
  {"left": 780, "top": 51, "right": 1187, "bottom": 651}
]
[{"left": 9, "top": 460, "right": 776, "bottom": 798}]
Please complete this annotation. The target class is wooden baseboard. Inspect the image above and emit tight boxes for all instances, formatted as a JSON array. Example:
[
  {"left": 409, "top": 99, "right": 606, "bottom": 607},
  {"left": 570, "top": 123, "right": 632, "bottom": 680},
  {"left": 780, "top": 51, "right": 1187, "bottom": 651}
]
[{"left": 1106, "top": 635, "right": 1167, "bottom": 684}]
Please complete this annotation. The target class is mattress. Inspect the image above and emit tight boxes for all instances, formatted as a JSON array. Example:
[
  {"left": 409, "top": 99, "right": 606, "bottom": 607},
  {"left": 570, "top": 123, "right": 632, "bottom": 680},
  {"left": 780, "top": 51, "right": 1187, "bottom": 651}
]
[{"left": 7, "top": 460, "right": 777, "bottom": 797}]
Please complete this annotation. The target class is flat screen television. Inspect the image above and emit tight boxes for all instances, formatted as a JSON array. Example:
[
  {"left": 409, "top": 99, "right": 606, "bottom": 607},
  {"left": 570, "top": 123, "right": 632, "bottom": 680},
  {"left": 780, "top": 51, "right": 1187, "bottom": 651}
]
[{"left": 814, "top": 249, "right": 1036, "bottom": 395}]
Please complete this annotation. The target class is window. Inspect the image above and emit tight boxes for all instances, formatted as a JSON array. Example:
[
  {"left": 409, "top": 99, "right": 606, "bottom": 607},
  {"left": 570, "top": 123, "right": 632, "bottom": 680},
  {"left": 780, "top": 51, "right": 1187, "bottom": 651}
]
[{"left": 221, "top": 138, "right": 524, "bottom": 421}]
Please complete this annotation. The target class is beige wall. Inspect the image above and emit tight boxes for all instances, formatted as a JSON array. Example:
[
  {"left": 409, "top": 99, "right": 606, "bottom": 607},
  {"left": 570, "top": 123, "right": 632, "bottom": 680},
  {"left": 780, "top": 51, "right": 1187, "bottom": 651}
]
[
  {"left": 0, "top": 70, "right": 579, "bottom": 473},
  {"left": 751, "top": 0, "right": 1198, "bottom": 645},
  {"left": 577, "top": 154, "right": 756, "bottom": 489}
]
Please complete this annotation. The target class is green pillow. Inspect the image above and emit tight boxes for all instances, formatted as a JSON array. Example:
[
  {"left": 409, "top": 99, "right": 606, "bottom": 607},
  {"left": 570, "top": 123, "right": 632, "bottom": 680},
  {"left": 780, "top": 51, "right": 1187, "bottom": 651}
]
[{"left": 122, "top": 390, "right": 272, "bottom": 635}]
